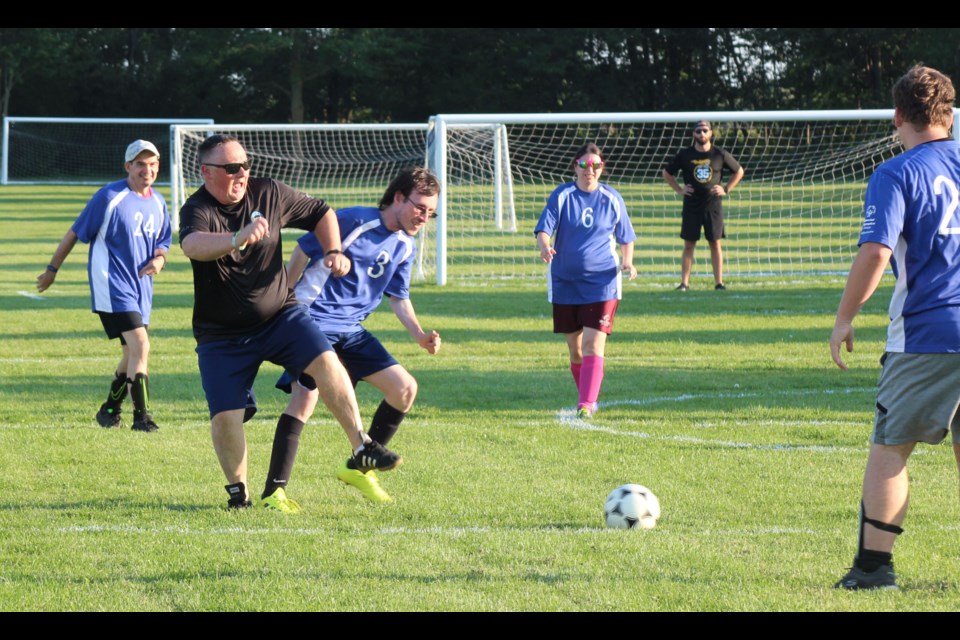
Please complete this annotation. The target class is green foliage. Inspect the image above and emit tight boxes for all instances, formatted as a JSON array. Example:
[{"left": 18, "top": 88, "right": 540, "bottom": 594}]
[{"left": 3, "top": 185, "right": 960, "bottom": 611}]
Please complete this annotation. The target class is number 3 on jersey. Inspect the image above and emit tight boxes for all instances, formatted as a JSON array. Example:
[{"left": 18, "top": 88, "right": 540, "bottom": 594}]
[
  {"left": 367, "top": 250, "right": 390, "bottom": 278},
  {"left": 935, "top": 175, "right": 960, "bottom": 235}
]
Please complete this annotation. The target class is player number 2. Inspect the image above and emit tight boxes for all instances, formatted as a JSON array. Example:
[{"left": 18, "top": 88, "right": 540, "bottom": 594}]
[{"left": 935, "top": 175, "right": 960, "bottom": 235}]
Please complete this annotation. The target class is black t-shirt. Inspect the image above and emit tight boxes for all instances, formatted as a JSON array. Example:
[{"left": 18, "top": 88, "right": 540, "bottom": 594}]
[
  {"left": 664, "top": 145, "right": 741, "bottom": 211},
  {"left": 178, "top": 177, "right": 329, "bottom": 343}
]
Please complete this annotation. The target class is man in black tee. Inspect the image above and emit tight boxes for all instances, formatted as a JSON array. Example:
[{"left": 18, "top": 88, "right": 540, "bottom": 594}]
[
  {"left": 663, "top": 120, "right": 744, "bottom": 291},
  {"left": 179, "top": 134, "right": 402, "bottom": 511}
]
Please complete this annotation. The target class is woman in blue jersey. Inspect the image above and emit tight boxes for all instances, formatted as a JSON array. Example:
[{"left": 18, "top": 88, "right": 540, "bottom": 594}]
[{"left": 535, "top": 142, "right": 637, "bottom": 419}]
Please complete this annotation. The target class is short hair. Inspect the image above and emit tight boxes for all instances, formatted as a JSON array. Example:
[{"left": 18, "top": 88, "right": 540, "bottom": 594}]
[
  {"left": 197, "top": 133, "right": 242, "bottom": 164},
  {"left": 571, "top": 142, "right": 604, "bottom": 169},
  {"left": 893, "top": 64, "right": 956, "bottom": 130},
  {"left": 693, "top": 120, "right": 712, "bottom": 130},
  {"left": 378, "top": 167, "right": 440, "bottom": 210}
]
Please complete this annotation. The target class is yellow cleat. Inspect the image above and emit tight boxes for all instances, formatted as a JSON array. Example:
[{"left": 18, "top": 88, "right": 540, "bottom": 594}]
[
  {"left": 259, "top": 487, "right": 303, "bottom": 514},
  {"left": 337, "top": 459, "right": 393, "bottom": 503}
]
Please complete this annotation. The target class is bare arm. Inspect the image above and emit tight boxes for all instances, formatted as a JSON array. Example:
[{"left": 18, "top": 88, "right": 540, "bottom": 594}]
[
  {"left": 829, "top": 241, "right": 892, "bottom": 371},
  {"left": 286, "top": 244, "right": 310, "bottom": 284},
  {"left": 181, "top": 216, "right": 270, "bottom": 262},
  {"left": 536, "top": 231, "right": 556, "bottom": 263},
  {"left": 312, "top": 209, "right": 351, "bottom": 277},
  {"left": 389, "top": 296, "right": 441, "bottom": 355},
  {"left": 36, "top": 229, "right": 79, "bottom": 292},
  {"left": 619, "top": 240, "right": 637, "bottom": 280},
  {"left": 662, "top": 170, "right": 691, "bottom": 196},
  {"left": 713, "top": 166, "right": 745, "bottom": 197}
]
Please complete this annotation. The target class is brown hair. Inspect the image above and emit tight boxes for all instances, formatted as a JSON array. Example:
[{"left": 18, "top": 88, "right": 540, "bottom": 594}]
[
  {"left": 893, "top": 64, "right": 956, "bottom": 130},
  {"left": 379, "top": 167, "right": 440, "bottom": 210},
  {"left": 571, "top": 142, "right": 604, "bottom": 170},
  {"left": 197, "top": 133, "right": 242, "bottom": 164}
]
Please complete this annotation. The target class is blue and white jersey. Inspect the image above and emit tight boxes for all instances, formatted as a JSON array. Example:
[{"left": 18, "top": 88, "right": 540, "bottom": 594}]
[
  {"left": 534, "top": 181, "right": 636, "bottom": 304},
  {"left": 294, "top": 206, "right": 415, "bottom": 333},
  {"left": 858, "top": 139, "right": 960, "bottom": 353},
  {"left": 71, "top": 179, "right": 171, "bottom": 323}
]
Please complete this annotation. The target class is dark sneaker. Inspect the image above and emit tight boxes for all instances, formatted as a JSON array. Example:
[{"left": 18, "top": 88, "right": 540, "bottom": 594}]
[
  {"left": 227, "top": 499, "right": 253, "bottom": 510},
  {"left": 675, "top": 283, "right": 689, "bottom": 291},
  {"left": 715, "top": 283, "right": 726, "bottom": 290},
  {"left": 131, "top": 414, "right": 159, "bottom": 432},
  {"left": 351, "top": 440, "right": 402, "bottom": 472},
  {"left": 96, "top": 403, "right": 123, "bottom": 428},
  {"left": 834, "top": 564, "right": 898, "bottom": 591}
]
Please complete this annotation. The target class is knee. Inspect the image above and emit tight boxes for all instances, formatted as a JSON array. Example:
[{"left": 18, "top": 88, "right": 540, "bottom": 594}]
[{"left": 387, "top": 375, "right": 418, "bottom": 412}]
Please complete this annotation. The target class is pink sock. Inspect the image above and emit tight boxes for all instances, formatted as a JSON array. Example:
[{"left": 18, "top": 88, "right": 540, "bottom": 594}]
[
  {"left": 570, "top": 362, "right": 582, "bottom": 389},
  {"left": 578, "top": 356, "right": 604, "bottom": 409}
]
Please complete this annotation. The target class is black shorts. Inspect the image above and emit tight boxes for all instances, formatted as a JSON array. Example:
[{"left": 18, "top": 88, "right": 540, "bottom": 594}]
[
  {"left": 552, "top": 299, "right": 619, "bottom": 335},
  {"left": 681, "top": 203, "right": 725, "bottom": 242},
  {"left": 97, "top": 311, "right": 146, "bottom": 344}
]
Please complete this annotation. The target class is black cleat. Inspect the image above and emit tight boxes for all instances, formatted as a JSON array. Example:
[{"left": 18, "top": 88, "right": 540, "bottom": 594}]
[
  {"left": 96, "top": 403, "right": 123, "bottom": 428},
  {"left": 834, "top": 564, "right": 898, "bottom": 591},
  {"left": 131, "top": 414, "right": 159, "bottom": 433},
  {"left": 350, "top": 440, "right": 403, "bottom": 472}
]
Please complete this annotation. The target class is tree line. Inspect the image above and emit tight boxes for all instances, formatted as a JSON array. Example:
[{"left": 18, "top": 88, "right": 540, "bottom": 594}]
[{"left": 3, "top": 28, "right": 958, "bottom": 124}]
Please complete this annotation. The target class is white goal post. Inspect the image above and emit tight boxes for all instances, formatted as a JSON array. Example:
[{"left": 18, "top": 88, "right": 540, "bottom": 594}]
[
  {"left": 426, "top": 110, "right": 960, "bottom": 286},
  {"left": 1, "top": 117, "right": 214, "bottom": 186},
  {"left": 170, "top": 123, "right": 430, "bottom": 263}
]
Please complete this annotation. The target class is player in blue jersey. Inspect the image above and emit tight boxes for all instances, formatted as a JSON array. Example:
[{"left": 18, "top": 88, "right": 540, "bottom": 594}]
[
  {"left": 830, "top": 65, "right": 960, "bottom": 591},
  {"left": 272, "top": 167, "right": 442, "bottom": 503},
  {"left": 662, "top": 120, "right": 744, "bottom": 290},
  {"left": 535, "top": 142, "right": 637, "bottom": 420},
  {"left": 36, "top": 140, "right": 171, "bottom": 433}
]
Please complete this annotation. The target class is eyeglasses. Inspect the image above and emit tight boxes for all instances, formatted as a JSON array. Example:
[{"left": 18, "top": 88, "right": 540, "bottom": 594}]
[
  {"left": 203, "top": 160, "right": 251, "bottom": 174},
  {"left": 694, "top": 129, "right": 711, "bottom": 134},
  {"left": 405, "top": 196, "right": 436, "bottom": 219},
  {"left": 575, "top": 159, "right": 604, "bottom": 170}
]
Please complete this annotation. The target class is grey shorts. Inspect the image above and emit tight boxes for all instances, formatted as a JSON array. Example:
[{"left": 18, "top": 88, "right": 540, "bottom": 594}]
[{"left": 873, "top": 351, "right": 960, "bottom": 445}]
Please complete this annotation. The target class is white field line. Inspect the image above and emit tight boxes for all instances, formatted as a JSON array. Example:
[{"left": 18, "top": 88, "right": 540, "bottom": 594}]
[{"left": 16, "top": 291, "right": 47, "bottom": 301}]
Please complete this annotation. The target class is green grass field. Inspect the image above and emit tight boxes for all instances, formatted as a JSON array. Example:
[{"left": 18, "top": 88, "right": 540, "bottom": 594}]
[{"left": 2, "top": 184, "right": 960, "bottom": 612}]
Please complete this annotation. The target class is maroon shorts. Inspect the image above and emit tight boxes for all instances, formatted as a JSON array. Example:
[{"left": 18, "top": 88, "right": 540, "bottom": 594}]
[{"left": 552, "top": 299, "right": 619, "bottom": 335}]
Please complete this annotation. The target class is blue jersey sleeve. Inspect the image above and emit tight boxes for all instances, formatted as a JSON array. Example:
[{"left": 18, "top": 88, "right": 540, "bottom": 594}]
[
  {"left": 534, "top": 186, "right": 563, "bottom": 237},
  {"left": 71, "top": 188, "right": 110, "bottom": 244},
  {"left": 859, "top": 168, "right": 905, "bottom": 250}
]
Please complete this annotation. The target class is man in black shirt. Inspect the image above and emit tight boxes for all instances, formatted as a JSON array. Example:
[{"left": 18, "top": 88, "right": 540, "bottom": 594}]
[
  {"left": 663, "top": 120, "right": 744, "bottom": 291},
  {"left": 179, "top": 134, "right": 402, "bottom": 511}
]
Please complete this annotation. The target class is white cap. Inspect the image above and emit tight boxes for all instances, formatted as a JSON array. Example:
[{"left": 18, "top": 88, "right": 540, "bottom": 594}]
[{"left": 125, "top": 139, "right": 160, "bottom": 162}]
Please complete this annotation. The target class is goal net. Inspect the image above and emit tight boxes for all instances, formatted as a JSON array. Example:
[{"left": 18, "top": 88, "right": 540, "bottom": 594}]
[
  {"left": 170, "top": 124, "right": 430, "bottom": 233},
  {"left": 425, "top": 110, "right": 922, "bottom": 285},
  {"left": 1, "top": 117, "right": 214, "bottom": 186}
]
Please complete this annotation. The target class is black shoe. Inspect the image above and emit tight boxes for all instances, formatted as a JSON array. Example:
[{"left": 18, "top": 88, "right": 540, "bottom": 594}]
[
  {"left": 131, "top": 414, "right": 159, "bottom": 432},
  {"left": 351, "top": 440, "right": 403, "bottom": 472},
  {"left": 227, "top": 499, "right": 253, "bottom": 510},
  {"left": 715, "top": 283, "right": 726, "bottom": 290},
  {"left": 834, "top": 564, "right": 898, "bottom": 590},
  {"left": 675, "top": 283, "right": 689, "bottom": 291},
  {"left": 96, "top": 403, "right": 123, "bottom": 428}
]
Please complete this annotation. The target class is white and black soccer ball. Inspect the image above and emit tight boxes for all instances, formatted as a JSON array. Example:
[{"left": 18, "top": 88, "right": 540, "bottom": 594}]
[{"left": 604, "top": 484, "right": 660, "bottom": 530}]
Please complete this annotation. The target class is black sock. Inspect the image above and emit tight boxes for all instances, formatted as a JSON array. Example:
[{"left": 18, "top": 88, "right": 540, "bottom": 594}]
[
  {"left": 104, "top": 371, "right": 128, "bottom": 410},
  {"left": 368, "top": 400, "right": 406, "bottom": 446},
  {"left": 856, "top": 549, "right": 893, "bottom": 573},
  {"left": 129, "top": 373, "right": 149, "bottom": 421},
  {"left": 225, "top": 482, "right": 250, "bottom": 507},
  {"left": 262, "top": 414, "right": 305, "bottom": 498}
]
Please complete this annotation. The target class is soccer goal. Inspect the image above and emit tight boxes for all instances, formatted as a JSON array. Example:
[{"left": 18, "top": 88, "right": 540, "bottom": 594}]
[
  {"left": 1, "top": 117, "right": 214, "bottom": 186},
  {"left": 425, "top": 110, "right": 953, "bottom": 286},
  {"left": 170, "top": 123, "right": 430, "bottom": 237}
]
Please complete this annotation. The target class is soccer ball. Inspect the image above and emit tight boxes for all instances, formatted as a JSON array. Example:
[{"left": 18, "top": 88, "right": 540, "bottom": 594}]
[{"left": 604, "top": 484, "right": 660, "bottom": 530}]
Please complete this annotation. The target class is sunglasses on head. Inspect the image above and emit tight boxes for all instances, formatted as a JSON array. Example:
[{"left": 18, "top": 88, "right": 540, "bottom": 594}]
[
  {"left": 576, "top": 159, "right": 604, "bottom": 169},
  {"left": 203, "top": 160, "right": 252, "bottom": 174}
]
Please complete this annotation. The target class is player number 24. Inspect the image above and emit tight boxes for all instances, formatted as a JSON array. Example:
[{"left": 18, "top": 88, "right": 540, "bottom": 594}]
[{"left": 935, "top": 175, "right": 960, "bottom": 235}]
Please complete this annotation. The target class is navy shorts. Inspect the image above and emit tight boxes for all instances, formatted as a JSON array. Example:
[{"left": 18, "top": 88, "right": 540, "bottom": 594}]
[
  {"left": 276, "top": 327, "right": 399, "bottom": 393},
  {"left": 196, "top": 305, "right": 333, "bottom": 417},
  {"left": 98, "top": 311, "right": 146, "bottom": 344}
]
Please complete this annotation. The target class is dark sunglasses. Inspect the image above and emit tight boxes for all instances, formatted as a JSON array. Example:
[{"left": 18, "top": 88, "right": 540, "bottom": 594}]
[
  {"left": 694, "top": 128, "right": 711, "bottom": 134},
  {"left": 203, "top": 160, "right": 252, "bottom": 174}
]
